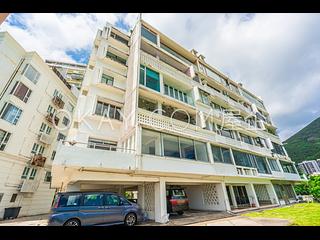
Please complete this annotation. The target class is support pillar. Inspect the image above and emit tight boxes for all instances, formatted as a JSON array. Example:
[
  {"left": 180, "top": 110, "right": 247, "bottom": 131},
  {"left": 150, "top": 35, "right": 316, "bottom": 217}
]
[
  {"left": 220, "top": 182, "right": 231, "bottom": 211},
  {"left": 154, "top": 178, "right": 168, "bottom": 223},
  {"left": 247, "top": 183, "right": 260, "bottom": 208},
  {"left": 267, "top": 183, "right": 280, "bottom": 205}
]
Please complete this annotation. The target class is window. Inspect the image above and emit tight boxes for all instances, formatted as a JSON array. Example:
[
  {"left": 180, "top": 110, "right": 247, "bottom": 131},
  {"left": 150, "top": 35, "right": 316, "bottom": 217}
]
[
  {"left": 254, "top": 137, "right": 265, "bottom": 148},
  {"left": 101, "top": 74, "right": 114, "bottom": 86},
  {"left": 47, "top": 105, "right": 55, "bottom": 114},
  {"left": 217, "top": 125, "right": 234, "bottom": 139},
  {"left": 119, "top": 196, "right": 131, "bottom": 206},
  {"left": 280, "top": 161, "right": 297, "bottom": 174},
  {"left": 0, "top": 103, "right": 22, "bottom": 125},
  {"left": 21, "top": 167, "right": 30, "bottom": 179},
  {"left": 10, "top": 82, "right": 32, "bottom": 103},
  {"left": 29, "top": 168, "right": 37, "bottom": 180},
  {"left": 31, "top": 143, "right": 45, "bottom": 155},
  {"left": 53, "top": 89, "right": 62, "bottom": 99},
  {"left": 62, "top": 117, "right": 70, "bottom": 126},
  {"left": 110, "top": 32, "right": 128, "bottom": 45},
  {"left": 160, "top": 43, "right": 192, "bottom": 65},
  {"left": 199, "top": 90, "right": 210, "bottom": 105},
  {"left": 163, "top": 133, "right": 180, "bottom": 158},
  {"left": 40, "top": 123, "right": 46, "bottom": 132},
  {"left": 51, "top": 150, "right": 56, "bottom": 160},
  {"left": 58, "top": 194, "right": 81, "bottom": 207},
  {"left": 194, "top": 141, "right": 209, "bottom": 162},
  {"left": 141, "top": 129, "right": 161, "bottom": 155},
  {"left": 67, "top": 102, "right": 74, "bottom": 113},
  {"left": 95, "top": 101, "right": 122, "bottom": 120},
  {"left": 0, "top": 129, "right": 11, "bottom": 150},
  {"left": 164, "top": 84, "right": 190, "bottom": 104},
  {"left": 83, "top": 193, "right": 104, "bottom": 206},
  {"left": 268, "top": 158, "right": 281, "bottom": 172},
  {"left": 139, "top": 65, "right": 160, "bottom": 92},
  {"left": 179, "top": 137, "right": 195, "bottom": 160},
  {"left": 88, "top": 138, "right": 117, "bottom": 151},
  {"left": 57, "top": 133, "right": 66, "bottom": 141},
  {"left": 23, "top": 64, "right": 40, "bottom": 84},
  {"left": 240, "top": 133, "right": 252, "bottom": 145},
  {"left": 0, "top": 193, "right": 3, "bottom": 203},
  {"left": 46, "top": 126, "right": 52, "bottom": 135},
  {"left": 272, "top": 142, "right": 286, "bottom": 156},
  {"left": 255, "top": 156, "right": 271, "bottom": 174},
  {"left": 211, "top": 145, "right": 233, "bottom": 164},
  {"left": 106, "top": 51, "right": 126, "bottom": 65},
  {"left": 232, "top": 150, "right": 256, "bottom": 168},
  {"left": 10, "top": 194, "right": 17, "bottom": 203},
  {"left": 105, "top": 194, "right": 121, "bottom": 206},
  {"left": 141, "top": 25, "right": 157, "bottom": 44}
]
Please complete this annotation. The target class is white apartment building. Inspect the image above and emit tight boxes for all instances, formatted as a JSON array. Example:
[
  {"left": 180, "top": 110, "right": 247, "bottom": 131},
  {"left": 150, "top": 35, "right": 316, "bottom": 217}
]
[
  {"left": 52, "top": 19, "right": 302, "bottom": 223},
  {"left": 298, "top": 160, "right": 320, "bottom": 176},
  {"left": 45, "top": 60, "right": 87, "bottom": 91},
  {"left": 0, "top": 32, "right": 78, "bottom": 219}
]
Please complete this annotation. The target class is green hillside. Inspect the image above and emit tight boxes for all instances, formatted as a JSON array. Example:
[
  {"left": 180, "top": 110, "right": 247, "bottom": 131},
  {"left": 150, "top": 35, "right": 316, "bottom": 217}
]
[{"left": 284, "top": 117, "right": 320, "bottom": 163}]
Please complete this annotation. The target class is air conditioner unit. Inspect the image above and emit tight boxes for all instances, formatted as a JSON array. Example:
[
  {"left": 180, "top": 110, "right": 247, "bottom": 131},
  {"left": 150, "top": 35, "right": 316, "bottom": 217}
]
[{"left": 38, "top": 132, "right": 52, "bottom": 145}]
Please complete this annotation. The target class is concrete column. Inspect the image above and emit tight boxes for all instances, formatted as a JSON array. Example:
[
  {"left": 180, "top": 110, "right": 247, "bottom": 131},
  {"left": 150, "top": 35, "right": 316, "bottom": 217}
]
[
  {"left": 206, "top": 142, "right": 214, "bottom": 164},
  {"left": 220, "top": 182, "right": 231, "bottom": 211},
  {"left": 154, "top": 178, "right": 168, "bottom": 223},
  {"left": 229, "top": 148, "right": 236, "bottom": 165},
  {"left": 137, "top": 184, "right": 145, "bottom": 210},
  {"left": 159, "top": 73, "right": 164, "bottom": 95},
  {"left": 247, "top": 183, "right": 260, "bottom": 208},
  {"left": 229, "top": 185, "right": 238, "bottom": 208}
]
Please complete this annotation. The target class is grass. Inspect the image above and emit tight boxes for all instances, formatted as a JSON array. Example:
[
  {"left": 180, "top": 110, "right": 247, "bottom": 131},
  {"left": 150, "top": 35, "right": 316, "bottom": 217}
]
[{"left": 243, "top": 203, "right": 320, "bottom": 226}]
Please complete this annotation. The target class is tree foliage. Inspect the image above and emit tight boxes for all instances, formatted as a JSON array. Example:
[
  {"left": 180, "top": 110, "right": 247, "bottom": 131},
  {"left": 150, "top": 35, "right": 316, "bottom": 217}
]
[{"left": 294, "top": 175, "right": 320, "bottom": 201}]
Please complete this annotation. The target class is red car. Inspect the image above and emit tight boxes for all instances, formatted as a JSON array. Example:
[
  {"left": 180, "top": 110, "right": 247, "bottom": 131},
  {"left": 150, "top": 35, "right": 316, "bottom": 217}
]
[{"left": 166, "top": 187, "right": 189, "bottom": 215}]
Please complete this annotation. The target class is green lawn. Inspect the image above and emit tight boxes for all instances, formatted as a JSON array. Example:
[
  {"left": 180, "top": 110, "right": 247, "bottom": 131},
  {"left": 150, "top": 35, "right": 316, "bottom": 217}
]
[{"left": 243, "top": 203, "right": 320, "bottom": 226}]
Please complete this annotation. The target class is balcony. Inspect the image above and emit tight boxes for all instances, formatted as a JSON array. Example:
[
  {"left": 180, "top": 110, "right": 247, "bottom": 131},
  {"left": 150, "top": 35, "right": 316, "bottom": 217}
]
[
  {"left": 140, "top": 51, "right": 192, "bottom": 86},
  {"left": 108, "top": 36, "right": 129, "bottom": 55},
  {"left": 31, "top": 154, "right": 46, "bottom": 167},
  {"left": 38, "top": 132, "right": 53, "bottom": 145},
  {"left": 45, "top": 113, "right": 59, "bottom": 126},
  {"left": 52, "top": 95, "right": 65, "bottom": 109},
  {"left": 236, "top": 166, "right": 258, "bottom": 176},
  {"left": 19, "top": 179, "right": 40, "bottom": 193}
]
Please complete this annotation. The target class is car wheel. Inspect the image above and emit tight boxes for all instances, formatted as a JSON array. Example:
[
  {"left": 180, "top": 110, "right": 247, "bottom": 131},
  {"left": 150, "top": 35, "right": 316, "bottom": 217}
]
[
  {"left": 124, "top": 213, "right": 137, "bottom": 226},
  {"left": 64, "top": 219, "right": 81, "bottom": 226},
  {"left": 177, "top": 211, "right": 184, "bottom": 215}
]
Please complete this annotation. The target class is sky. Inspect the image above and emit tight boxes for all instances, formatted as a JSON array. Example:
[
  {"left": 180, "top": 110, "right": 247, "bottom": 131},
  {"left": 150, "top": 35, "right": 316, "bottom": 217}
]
[{"left": 1, "top": 13, "right": 320, "bottom": 141}]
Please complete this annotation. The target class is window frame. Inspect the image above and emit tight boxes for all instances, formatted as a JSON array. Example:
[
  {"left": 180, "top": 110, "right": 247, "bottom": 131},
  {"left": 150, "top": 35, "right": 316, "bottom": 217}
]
[
  {"left": 0, "top": 129, "right": 11, "bottom": 151},
  {"left": 0, "top": 102, "right": 23, "bottom": 125}
]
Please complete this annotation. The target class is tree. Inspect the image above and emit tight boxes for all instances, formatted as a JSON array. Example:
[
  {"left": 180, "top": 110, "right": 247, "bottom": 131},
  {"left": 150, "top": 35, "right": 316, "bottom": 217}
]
[
  {"left": 294, "top": 181, "right": 310, "bottom": 195},
  {"left": 309, "top": 175, "right": 320, "bottom": 201}
]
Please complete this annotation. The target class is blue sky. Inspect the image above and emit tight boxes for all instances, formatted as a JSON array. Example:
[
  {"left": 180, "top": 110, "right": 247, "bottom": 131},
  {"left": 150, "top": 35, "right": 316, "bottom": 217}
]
[{"left": 1, "top": 13, "right": 320, "bottom": 141}]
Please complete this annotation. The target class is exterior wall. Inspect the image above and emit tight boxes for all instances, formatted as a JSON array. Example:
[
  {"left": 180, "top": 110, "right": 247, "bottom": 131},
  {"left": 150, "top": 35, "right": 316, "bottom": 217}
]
[{"left": 0, "top": 32, "right": 77, "bottom": 218}]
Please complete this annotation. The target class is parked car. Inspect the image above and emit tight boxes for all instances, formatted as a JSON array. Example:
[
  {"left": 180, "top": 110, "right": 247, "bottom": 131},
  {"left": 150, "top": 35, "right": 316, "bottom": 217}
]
[
  {"left": 48, "top": 191, "right": 145, "bottom": 226},
  {"left": 166, "top": 187, "right": 189, "bottom": 215}
]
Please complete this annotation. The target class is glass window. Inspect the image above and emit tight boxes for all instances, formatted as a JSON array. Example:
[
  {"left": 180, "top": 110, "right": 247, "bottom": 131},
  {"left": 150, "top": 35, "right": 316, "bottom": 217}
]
[
  {"left": 272, "top": 142, "right": 286, "bottom": 156},
  {"left": 39, "top": 123, "right": 46, "bottom": 132},
  {"left": 106, "top": 51, "right": 126, "bottom": 65},
  {"left": 163, "top": 133, "right": 180, "bottom": 158},
  {"left": 62, "top": 117, "right": 70, "bottom": 126},
  {"left": 211, "top": 145, "right": 232, "bottom": 164},
  {"left": 141, "top": 25, "right": 157, "bottom": 44},
  {"left": 280, "top": 161, "right": 297, "bottom": 174},
  {"left": 255, "top": 156, "right": 271, "bottom": 174},
  {"left": 119, "top": 196, "right": 131, "bottom": 205},
  {"left": 141, "top": 129, "right": 161, "bottom": 156},
  {"left": 195, "top": 141, "right": 209, "bottom": 162},
  {"left": 23, "top": 64, "right": 40, "bottom": 84},
  {"left": 21, "top": 167, "right": 30, "bottom": 179},
  {"left": 44, "top": 171, "right": 51, "bottom": 182},
  {"left": 51, "top": 150, "right": 56, "bottom": 160},
  {"left": 31, "top": 143, "right": 39, "bottom": 154},
  {"left": 0, "top": 129, "right": 11, "bottom": 151},
  {"left": 268, "top": 158, "right": 281, "bottom": 172},
  {"left": 57, "top": 133, "right": 66, "bottom": 141},
  {"left": 46, "top": 126, "right": 52, "bottom": 135},
  {"left": 58, "top": 194, "right": 81, "bottom": 207},
  {"left": 105, "top": 194, "right": 121, "bottom": 206},
  {"left": 221, "top": 147, "right": 233, "bottom": 164},
  {"left": 139, "top": 65, "right": 145, "bottom": 85},
  {"left": 95, "top": 101, "right": 121, "bottom": 120},
  {"left": 199, "top": 90, "right": 210, "bottom": 105},
  {"left": 240, "top": 133, "right": 252, "bottom": 145},
  {"left": 232, "top": 150, "right": 255, "bottom": 168},
  {"left": 29, "top": 168, "right": 37, "bottom": 180},
  {"left": 110, "top": 32, "right": 128, "bottom": 45},
  {"left": 0, "top": 103, "right": 22, "bottom": 125},
  {"left": 220, "top": 127, "right": 234, "bottom": 139},
  {"left": 138, "top": 97, "right": 158, "bottom": 112},
  {"left": 179, "top": 137, "right": 195, "bottom": 160},
  {"left": 83, "top": 193, "right": 104, "bottom": 206},
  {"left": 145, "top": 67, "right": 160, "bottom": 92},
  {"left": 10, "top": 82, "right": 32, "bottom": 103},
  {"left": 101, "top": 74, "right": 114, "bottom": 86},
  {"left": 10, "top": 194, "right": 17, "bottom": 203}
]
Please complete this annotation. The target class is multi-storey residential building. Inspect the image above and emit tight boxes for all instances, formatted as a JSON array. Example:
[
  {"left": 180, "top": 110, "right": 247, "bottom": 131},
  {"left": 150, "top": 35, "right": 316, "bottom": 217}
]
[
  {"left": 0, "top": 32, "right": 78, "bottom": 219},
  {"left": 298, "top": 160, "right": 320, "bottom": 176},
  {"left": 45, "top": 60, "right": 87, "bottom": 90},
  {"left": 52, "top": 20, "right": 301, "bottom": 223}
]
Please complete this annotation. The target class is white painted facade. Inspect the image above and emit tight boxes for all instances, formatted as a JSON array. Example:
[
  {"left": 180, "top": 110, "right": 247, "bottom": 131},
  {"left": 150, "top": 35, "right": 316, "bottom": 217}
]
[
  {"left": 52, "top": 20, "right": 302, "bottom": 223},
  {"left": 0, "top": 32, "right": 78, "bottom": 219}
]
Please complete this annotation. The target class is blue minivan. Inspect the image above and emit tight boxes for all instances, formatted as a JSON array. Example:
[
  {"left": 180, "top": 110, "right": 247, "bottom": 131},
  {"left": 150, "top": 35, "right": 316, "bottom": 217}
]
[{"left": 48, "top": 191, "right": 145, "bottom": 226}]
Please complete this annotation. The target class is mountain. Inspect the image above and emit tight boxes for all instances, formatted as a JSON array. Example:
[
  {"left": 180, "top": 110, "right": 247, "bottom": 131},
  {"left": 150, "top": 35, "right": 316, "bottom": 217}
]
[{"left": 284, "top": 117, "right": 320, "bottom": 164}]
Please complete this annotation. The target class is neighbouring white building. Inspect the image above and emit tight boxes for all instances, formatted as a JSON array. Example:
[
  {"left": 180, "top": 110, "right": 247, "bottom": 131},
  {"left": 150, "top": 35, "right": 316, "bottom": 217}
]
[
  {"left": 0, "top": 32, "right": 78, "bottom": 219},
  {"left": 298, "top": 160, "right": 320, "bottom": 176},
  {"left": 52, "top": 19, "right": 302, "bottom": 223}
]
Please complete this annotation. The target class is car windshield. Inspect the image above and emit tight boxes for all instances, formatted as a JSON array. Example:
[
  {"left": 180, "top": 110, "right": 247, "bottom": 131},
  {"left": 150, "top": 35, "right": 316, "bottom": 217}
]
[{"left": 172, "top": 189, "right": 186, "bottom": 197}]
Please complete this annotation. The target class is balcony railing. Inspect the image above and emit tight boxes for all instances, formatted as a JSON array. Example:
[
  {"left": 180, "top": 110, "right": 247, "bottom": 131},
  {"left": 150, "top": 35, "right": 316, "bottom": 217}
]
[
  {"left": 140, "top": 51, "right": 192, "bottom": 85},
  {"left": 52, "top": 67, "right": 71, "bottom": 90},
  {"left": 31, "top": 154, "right": 46, "bottom": 167},
  {"left": 19, "top": 179, "right": 40, "bottom": 193},
  {"left": 45, "top": 113, "right": 59, "bottom": 126},
  {"left": 52, "top": 95, "right": 65, "bottom": 109}
]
